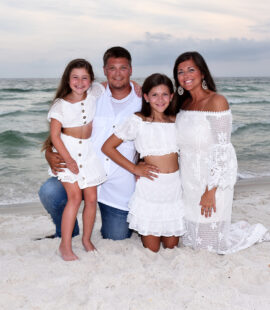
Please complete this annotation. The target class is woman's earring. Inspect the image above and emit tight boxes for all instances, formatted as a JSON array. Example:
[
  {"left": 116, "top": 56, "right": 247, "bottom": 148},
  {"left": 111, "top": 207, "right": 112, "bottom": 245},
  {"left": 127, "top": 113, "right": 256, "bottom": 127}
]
[
  {"left": 178, "top": 86, "right": 184, "bottom": 95},
  {"left": 202, "top": 80, "right": 208, "bottom": 90}
]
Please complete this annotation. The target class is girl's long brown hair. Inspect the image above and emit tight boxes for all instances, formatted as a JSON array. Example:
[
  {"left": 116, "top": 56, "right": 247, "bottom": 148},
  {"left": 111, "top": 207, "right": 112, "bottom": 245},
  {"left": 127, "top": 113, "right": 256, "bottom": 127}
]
[{"left": 41, "top": 59, "right": 94, "bottom": 151}]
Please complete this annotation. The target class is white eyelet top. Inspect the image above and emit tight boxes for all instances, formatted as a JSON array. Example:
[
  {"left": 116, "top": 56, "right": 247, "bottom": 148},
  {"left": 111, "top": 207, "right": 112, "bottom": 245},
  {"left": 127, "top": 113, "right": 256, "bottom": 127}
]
[
  {"left": 47, "top": 82, "right": 104, "bottom": 128},
  {"left": 114, "top": 114, "right": 179, "bottom": 158}
]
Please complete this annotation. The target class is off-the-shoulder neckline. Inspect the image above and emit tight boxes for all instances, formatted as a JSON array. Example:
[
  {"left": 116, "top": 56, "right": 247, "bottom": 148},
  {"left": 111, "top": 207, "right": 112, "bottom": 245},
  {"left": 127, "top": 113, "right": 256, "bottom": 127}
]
[
  {"left": 133, "top": 113, "right": 175, "bottom": 124},
  {"left": 180, "top": 109, "right": 231, "bottom": 115}
]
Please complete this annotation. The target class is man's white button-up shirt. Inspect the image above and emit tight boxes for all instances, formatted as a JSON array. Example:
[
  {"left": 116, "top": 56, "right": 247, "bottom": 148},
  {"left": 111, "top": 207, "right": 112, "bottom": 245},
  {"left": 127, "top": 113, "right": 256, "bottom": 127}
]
[{"left": 91, "top": 83, "right": 142, "bottom": 211}]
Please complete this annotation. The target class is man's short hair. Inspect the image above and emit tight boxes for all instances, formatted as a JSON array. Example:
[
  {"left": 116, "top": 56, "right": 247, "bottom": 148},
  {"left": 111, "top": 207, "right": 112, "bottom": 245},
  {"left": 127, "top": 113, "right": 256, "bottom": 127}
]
[{"left": 103, "top": 46, "right": 132, "bottom": 66}]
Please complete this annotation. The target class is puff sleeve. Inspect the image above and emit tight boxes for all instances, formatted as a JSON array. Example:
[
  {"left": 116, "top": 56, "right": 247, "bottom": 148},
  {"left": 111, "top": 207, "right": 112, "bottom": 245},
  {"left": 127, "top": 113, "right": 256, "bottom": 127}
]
[
  {"left": 114, "top": 114, "right": 141, "bottom": 141},
  {"left": 47, "top": 99, "right": 64, "bottom": 124},
  {"left": 206, "top": 111, "right": 238, "bottom": 190}
]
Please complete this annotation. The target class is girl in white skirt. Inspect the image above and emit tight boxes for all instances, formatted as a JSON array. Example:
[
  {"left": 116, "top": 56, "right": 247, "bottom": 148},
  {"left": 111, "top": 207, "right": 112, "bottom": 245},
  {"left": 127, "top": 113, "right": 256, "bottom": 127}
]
[
  {"left": 102, "top": 73, "right": 186, "bottom": 252},
  {"left": 47, "top": 59, "right": 106, "bottom": 260}
]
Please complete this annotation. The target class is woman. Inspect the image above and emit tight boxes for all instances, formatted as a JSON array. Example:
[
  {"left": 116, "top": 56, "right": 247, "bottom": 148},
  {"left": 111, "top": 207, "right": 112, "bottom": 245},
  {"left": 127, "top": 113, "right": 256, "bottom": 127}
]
[{"left": 174, "top": 51, "right": 269, "bottom": 254}]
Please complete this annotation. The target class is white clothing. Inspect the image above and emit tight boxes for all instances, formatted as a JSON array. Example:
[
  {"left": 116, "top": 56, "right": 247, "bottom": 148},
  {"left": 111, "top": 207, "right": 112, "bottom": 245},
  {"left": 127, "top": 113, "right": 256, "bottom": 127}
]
[
  {"left": 47, "top": 82, "right": 104, "bottom": 127},
  {"left": 47, "top": 82, "right": 106, "bottom": 188},
  {"left": 91, "top": 83, "right": 142, "bottom": 211},
  {"left": 176, "top": 109, "right": 269, "bottom": 254},
  {"left": 127, "top": 171, "right": 186, "bottom": 236},
  {"left": 115, "top": 115, "right": 185, "bottom": 236},
  {"left": 48, "top": 134, "right": 106, "bottom": 189},
  {"left": 114, "top": 114, "right": 180, "bottom": 158}
]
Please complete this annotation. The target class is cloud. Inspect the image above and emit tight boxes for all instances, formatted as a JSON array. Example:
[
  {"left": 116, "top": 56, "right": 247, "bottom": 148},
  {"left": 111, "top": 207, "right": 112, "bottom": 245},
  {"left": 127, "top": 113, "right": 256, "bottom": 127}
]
[
  {"left": 0, "top": 1, "right": 270, "bottom": 77},
  {"left": 127, "top": 33, "right": 270, "bottom": 76}
]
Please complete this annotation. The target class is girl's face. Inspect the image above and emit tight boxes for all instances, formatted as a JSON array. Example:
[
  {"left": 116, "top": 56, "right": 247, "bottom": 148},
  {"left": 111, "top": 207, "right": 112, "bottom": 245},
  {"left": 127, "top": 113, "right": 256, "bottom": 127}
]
[
  {"left": 144, "top": 84, "right": 173, "bottom": 114},
  {"left": 177, "top": 59, "right": 203, "bottom": 91},
  {"left": 69, "top": 68, "right": 91, "bottom": 96}
]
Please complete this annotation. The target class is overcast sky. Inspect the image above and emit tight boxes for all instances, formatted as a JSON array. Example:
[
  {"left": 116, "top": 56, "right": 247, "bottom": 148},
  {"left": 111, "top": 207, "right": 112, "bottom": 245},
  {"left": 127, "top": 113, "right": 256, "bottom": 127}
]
[{"left": 1, "top": 0, "right": 270, "bottom": 78}]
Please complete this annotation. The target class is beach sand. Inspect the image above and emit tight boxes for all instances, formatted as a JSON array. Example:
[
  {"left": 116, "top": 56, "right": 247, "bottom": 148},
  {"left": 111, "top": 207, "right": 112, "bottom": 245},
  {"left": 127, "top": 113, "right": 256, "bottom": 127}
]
[{"left": 0, "top": 178, "right": 270, "bottom": 310}]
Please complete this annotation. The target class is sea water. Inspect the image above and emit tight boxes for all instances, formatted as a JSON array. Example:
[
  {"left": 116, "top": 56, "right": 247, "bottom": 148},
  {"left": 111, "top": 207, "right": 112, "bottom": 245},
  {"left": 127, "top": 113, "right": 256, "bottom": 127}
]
[{"left": 0, "top": 77, "right": 270, "bottom": 206}]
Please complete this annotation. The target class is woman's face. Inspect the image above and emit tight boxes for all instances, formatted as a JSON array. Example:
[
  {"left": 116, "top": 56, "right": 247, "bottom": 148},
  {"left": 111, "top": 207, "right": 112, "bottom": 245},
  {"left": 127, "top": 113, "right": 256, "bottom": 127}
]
[{"left": 177, "top": 59, "right": 203, "bottom": 92}]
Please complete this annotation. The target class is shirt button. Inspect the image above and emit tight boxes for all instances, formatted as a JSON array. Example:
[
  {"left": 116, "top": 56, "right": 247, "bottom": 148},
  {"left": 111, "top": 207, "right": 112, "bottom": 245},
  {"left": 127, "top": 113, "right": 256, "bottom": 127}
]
[
  {"left": 82, "top": 177, "right": 85, "bottom": 180},
  {"left": 78, "top": 153, "right": 81, "bottom": 156},
  {"left": 84, "top": 121, "right": 87, "bottom": 124},
  {"left": 112, "top": 125, "right": 115, "bottom": 128},
  {"left": 82, "top": 109, "right": 85, "bottom": 113},
  {"left": 79, "top": 141, "right": 82, "bottom": 144},
  {"left": 81, "top": 102, "right": 84, "bottom": 106},
  {"left": 106, "top": 158, "right": 109, "bottom": 161},
  {"left": 83, "top": 116, "right": 86, "bottom": 119},
  {"left": 80, "top": 164, "right": 83, "bottom": 168}
]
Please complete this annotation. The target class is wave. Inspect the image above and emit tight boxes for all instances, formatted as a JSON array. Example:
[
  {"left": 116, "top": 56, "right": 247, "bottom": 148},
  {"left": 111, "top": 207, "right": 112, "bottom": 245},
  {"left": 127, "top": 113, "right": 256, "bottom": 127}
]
[
  {"left": 0, "top": 88, "right": 56, "bottom": 93},
  {"left": 237, "top": 171, "right": 270, "bottom": 180},
  {"left": 0, "top": 130, "right": 49, "bottom": 147},
  {"left": 0, "top": 109, "right": 48, "bottom": 118},
  {"left": 220, "top": 86, "right": 262, "bottom": 93},
  {"left": 229, "top": 99, "right": 270, "bottom": 105},
  {"left": 232, "top": 122, "right": 270, "bottom": 134}
]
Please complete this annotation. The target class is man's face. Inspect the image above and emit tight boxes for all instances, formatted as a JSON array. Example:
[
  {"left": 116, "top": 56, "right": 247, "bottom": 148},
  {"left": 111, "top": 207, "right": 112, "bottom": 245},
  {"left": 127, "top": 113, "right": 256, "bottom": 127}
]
[{"left": 103, "top": 57, "right": 132, "bottom": 90}]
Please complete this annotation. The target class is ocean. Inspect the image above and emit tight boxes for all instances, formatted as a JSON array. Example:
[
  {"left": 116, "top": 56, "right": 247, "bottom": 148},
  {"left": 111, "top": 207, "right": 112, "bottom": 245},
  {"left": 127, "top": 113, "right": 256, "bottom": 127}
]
[{"left": 0, "top": 77, "right": 270, "bottom": 206}]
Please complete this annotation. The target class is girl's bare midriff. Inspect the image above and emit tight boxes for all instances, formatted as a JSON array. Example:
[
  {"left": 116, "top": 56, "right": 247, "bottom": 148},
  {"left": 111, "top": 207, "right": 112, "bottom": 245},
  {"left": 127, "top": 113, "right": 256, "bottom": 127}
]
[
  {"left": 62, "top": 122, "right": 92, "bottom": 139},
  {"left": 144, "top": 153, "right": 179, "bottom": 174}
]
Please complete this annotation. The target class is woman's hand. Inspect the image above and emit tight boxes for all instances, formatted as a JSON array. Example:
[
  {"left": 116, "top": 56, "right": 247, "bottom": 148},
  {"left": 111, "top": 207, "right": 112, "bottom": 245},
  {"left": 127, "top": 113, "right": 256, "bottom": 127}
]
[
  {"left": 200, "top": 187, "right": 217, "bottom": 218},
  {"left": 45, "top": 149, "right": 66, "bottom": 175},
  {"left": 134, "top": 161, "right": 159, "bottom": 180},
  {"left": 66, "top": 159, "right": 79, "bottom": 174}
]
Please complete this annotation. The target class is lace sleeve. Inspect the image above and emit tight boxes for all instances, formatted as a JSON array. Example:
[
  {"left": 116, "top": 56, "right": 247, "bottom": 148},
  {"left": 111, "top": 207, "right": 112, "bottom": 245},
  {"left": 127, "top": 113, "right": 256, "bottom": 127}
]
[
  {"left": 114, "top": 114, "right": 141, "bottom": 141},
  {"left": 47, "top": 99, "right": 63, "bottom": 124},
  {"left": 206, "top": 110, "right": 237, "bottom": 190}
]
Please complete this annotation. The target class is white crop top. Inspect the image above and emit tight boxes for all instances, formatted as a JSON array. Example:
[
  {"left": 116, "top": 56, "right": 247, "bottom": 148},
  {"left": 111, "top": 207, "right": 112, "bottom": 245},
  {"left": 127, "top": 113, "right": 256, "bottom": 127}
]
[
  {"left": 47, "top": 82, "right": 104, "bottom": 128},
  {"left": 114, "top": 114, "right": 179, "bottom": 158}
]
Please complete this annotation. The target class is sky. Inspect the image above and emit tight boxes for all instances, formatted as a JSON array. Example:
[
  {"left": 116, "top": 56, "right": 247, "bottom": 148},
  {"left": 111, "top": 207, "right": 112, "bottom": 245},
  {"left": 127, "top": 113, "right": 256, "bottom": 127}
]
[{"left": 1, "top": 0, "right": 270, "bottom": 78}]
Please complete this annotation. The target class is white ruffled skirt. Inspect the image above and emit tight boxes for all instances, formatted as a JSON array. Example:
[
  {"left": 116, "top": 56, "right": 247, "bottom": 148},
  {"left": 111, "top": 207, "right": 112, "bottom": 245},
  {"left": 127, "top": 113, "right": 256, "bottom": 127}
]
[
  {"left": 48, "top": 133, "right": 106, "bottom": 189},
  {"left": 127, "top": 170, "right": 186, "bottom": 237}
]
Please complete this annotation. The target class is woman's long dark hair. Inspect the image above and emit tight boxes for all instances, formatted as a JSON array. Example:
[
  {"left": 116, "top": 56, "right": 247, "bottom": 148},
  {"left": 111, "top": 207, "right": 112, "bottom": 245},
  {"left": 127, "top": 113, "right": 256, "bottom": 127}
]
[
  {"left": 173, "top": 51, "right": 216, "bottom": 111},
  {"left": 140, "top": 73, "right": 177, "bottom": 117}
]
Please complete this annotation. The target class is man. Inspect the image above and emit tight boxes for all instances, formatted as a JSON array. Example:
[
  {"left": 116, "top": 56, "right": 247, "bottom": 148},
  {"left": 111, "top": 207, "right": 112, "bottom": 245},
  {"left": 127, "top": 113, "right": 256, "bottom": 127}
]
[{"left": 39, "top": 46, "right": 142, "bottom": 240}]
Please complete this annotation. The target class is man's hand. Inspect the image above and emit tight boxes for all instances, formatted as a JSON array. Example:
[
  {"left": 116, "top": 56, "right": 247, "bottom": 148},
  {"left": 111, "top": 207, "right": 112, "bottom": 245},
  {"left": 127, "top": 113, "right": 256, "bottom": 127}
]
[{"left": 45, "top": 148, "right": 66, "bottom": 175}]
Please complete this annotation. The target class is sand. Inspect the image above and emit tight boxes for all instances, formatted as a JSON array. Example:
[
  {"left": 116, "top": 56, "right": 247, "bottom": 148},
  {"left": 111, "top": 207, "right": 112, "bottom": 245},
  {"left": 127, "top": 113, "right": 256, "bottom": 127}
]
[{"left": 0, "top": 178, "right": 270, "bottom": 310}]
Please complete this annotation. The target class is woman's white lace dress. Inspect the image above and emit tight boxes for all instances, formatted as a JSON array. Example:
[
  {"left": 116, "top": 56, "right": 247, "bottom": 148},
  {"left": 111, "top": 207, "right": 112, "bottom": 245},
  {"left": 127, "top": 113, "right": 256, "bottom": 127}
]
[{"left": 176, "top": 109, "right": 269, "bottom": 254}]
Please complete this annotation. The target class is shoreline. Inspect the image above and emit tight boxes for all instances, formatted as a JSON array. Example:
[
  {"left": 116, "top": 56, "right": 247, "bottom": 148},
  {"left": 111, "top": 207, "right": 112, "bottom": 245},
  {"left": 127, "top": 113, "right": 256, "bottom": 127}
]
[{"left": 1, "top": 176, "right": 270, "bottom": 215}]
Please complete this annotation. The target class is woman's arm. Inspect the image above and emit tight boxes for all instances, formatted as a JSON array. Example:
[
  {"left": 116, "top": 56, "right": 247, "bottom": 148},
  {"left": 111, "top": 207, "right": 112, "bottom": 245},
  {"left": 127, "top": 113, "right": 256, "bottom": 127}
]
[
  {"left": 102, "top": 134, "right": 159, "bottom": 180},
  {"left": 200, "top": 95, "right": 237, "bottom": 218},
  {"left": 50, "top": 119, "right": 79, "bottom": 174}
]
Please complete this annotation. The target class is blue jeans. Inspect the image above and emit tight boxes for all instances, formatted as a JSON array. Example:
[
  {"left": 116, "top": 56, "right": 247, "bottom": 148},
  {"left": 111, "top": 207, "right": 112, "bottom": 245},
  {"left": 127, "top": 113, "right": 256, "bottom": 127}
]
[
  {"left": 38, "top": 177, "right": 132, "bottom": 240},
  {"left": 38, "top": 177, "right": 80, "bottom": 237},
  {"left": 99, "top": 202, "right": 132, "bottom": 240}
]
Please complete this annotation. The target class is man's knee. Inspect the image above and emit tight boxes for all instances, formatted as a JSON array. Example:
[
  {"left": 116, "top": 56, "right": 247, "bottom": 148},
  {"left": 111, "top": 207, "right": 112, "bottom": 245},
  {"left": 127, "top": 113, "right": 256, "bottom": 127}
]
[
  {"left": 38, "top": 177, "right": 67, "bottom": 213},
  {"left": 99, "top": 203, "right": 132, "bottom": 240}
]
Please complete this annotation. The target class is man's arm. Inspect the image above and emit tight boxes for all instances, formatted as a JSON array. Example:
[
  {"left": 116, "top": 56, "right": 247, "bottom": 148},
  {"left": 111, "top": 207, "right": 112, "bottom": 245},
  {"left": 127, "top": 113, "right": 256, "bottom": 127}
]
[{"left": 42, "top": 135, "right": 66, "bottom": 175}]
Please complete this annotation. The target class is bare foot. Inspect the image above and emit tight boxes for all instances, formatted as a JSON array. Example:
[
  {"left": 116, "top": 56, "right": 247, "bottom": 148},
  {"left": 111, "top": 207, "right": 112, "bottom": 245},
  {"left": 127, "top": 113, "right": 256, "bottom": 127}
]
[
  {"left": 82, "top": 238, "right": 96, "bottom": 252},
  {"left": 59, "top": 244, "right": 79, "bottom": 261}
]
